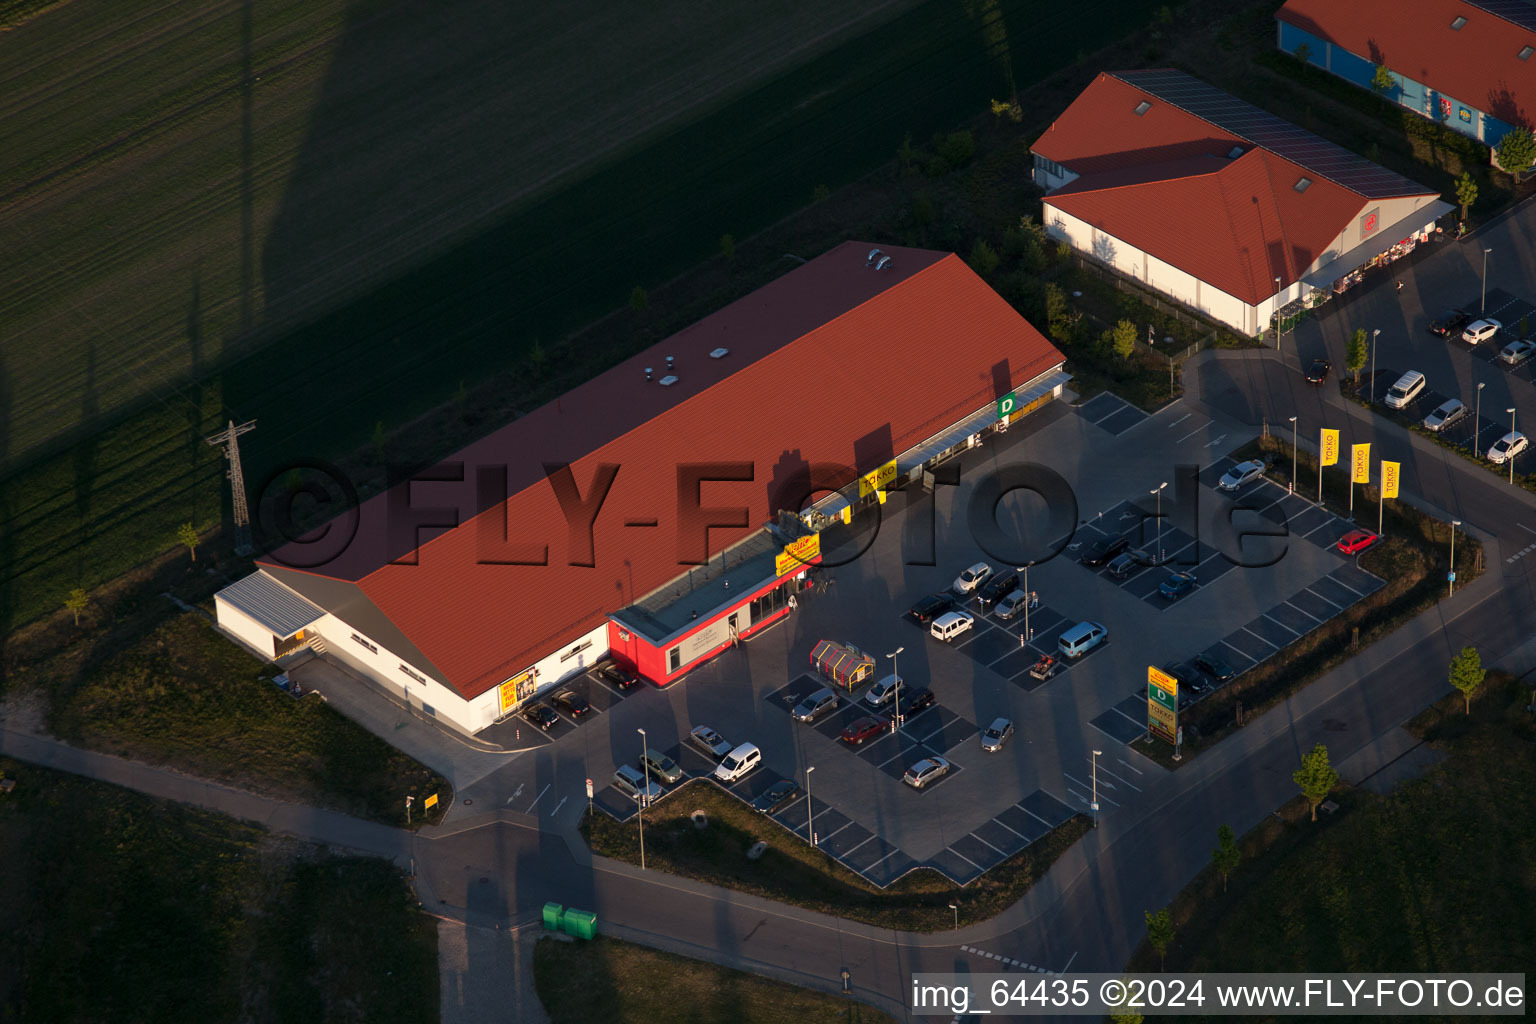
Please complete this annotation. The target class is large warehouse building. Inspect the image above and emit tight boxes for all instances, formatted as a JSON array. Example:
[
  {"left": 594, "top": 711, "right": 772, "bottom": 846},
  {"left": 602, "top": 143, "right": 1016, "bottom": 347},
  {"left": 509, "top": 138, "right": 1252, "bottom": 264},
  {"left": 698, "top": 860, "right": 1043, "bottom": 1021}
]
[
  {"left": 215, "top": 242, "right": 1068, "bottom": 736},
  {"left": 1032, "top": 69, "right": 1451, "bottom": 336},
  {"left": 1277, "top": 0, "right": 1535, "bottom": 149}
]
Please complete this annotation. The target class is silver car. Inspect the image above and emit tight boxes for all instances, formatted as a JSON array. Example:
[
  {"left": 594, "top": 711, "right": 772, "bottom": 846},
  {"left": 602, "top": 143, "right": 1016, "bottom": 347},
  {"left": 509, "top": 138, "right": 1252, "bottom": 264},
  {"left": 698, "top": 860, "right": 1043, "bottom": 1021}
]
[
  {"left": 1500, "top": 338, "right": 1536, "bottom": 365},
  {"left": 689, "top": 725, "right": 732, "bottom": 759},
  {"left": 791, "top": 687, "right": 839, "bottom": 723},
  {"left": 994, "top": 589, "right": 1029, "bottom": 620},
  {"left": 902, "top": 756, "right": 952, "bottom": 789},
  {"left": 613, "top": 764, "right": 662, "bottom": 805},
  {"left": 980, "top": 717, "right": 1014, "bottom": 752},
  {"left": 1422, "top": 398, "right": 1468, "bottom": 432},
  {"left": 1218, "top": 459, "right": 1265, "bottom": 491}
]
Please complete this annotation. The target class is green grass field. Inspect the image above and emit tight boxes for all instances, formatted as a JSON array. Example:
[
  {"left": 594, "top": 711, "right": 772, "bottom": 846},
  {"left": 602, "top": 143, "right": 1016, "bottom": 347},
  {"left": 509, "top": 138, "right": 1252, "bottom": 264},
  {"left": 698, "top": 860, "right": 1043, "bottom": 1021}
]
[{"left": 0, "top": 756, "right": 439, "bottom": 1023}]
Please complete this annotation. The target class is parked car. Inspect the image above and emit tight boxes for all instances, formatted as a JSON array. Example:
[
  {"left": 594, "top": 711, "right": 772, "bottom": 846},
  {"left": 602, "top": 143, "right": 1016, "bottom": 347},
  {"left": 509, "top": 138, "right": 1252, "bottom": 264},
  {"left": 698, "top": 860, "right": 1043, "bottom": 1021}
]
[
  {"left": 751, "top": 779, "right": 802, "bottom": 814},
  {"left": 1462, "top": 318, "right": 1502, "bottom": 345},
  {"left": 952, "top": 561, "right": 993, "bottom": 595},
  {"left": 1383, "top": 370, "right": 1426, "bottom": 410},
  {"left": 994, "top": 589, "right": 1030, "bottom": 620},
  {"left": 903, "top": 756, "right": 952, "bottom": 789},
  {"left": 974, "top": 570, "right": 1020, "bottom": 609},
  {"left": 895, "top": 687, "right": 935, "bottom": 720},
  {"left": 641, "top": 748, "right": 683, "bottom": 785},
  {"left": 1058, "top": 621, "right": 1108, "bottom": 659},
  {"left": 980, "top": 717, "right": 1014, "bottom": 752},
  {"left": 1500, "top": 338, "right": 1536, "bottom": 366},
  {"left": 522, "top": 703, "right": 560, "bottom": 731},
  {"left": 1159, "top": 571, "right": 1197, "bottom": 599},
  {"left": 1304, "top": 358, "right": 1331, "bottom": 384},
  {"left": 1487, "top": 431, "right": 1529, "bottom": 465},
  {"left": 930, "top": 609, "right": 975, "bottom": 643},
  {"left": 1106, "top": 551, "right": 1141, "bottom": 577},
  {"left": 863, "top": 674, "right": 901, "bottom": 709},
  {"left": 1079, "top": 535, "right": 1130, "bottom": 567},
  {"left": 552, "top": 688, "right": 591, "bottom": 718},
  {"left": 596, "top": 662, "right": 641, "bottom": 690},
  {"left": 791, "top": 687, "right": 839, "bottom": 723},
  {"left": 714, "top": 743, "right": 762, "bottom": 783},
  {"left": 1337, "top": 529, "right": 1379, "bottom": 554},
  {"left": 840, "top": 715, "right": 890, "bottom": 746},
  {"left": 613, "top": 764, "right": 662, "bottom": 804},
  {"left": 1161, "top": 661, "right": 1208, "bottom": 696},
  {"left": 1422, "top": 398, "right": 1468, "bottom": 432},
  {"left": 688, "top": 725, "right": 732, "bottom": 759},
  {"left": 1428, "top": 308, "right": 1472, "bottom": 337},
  {"left": 909, "top": 592, "right": 957, "bottom": 623},
  {"left": 1218, "top": 459, "right": 1266, "bottom": 491},
  {"left": 1193, "top": 652, "right": 1235, "bottom": 683}
]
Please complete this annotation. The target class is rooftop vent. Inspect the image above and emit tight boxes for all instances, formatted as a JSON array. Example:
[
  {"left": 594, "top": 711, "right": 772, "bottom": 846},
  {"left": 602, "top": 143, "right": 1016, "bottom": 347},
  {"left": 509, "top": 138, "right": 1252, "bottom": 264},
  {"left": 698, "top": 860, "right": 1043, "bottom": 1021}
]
[
  {"left": 709, "top": 347, "right": 729, "bottom": 359},
  {"left": 866, "top": 247, "right": 883, "bottom": 266},
  {"left": 1294, "top": 176, "right": 1313, "bottom": 193},
  {"left": 666, "top": 354, "right": 675, "bottom": 369},
  {"left": 1451, "top": 15, "right": 1466, "bottom": 29},
  {"left": 658, "top": 374, "right": 679, "bottom": 386},
  {"left": 1521, "top": 45, "right": 1534, "bottom": 60},
  {"left": 1134, "top": 100, "right": 1152, "bottom": 116},
  {"left": 1227, "top": 145, "right": 1245, "bottom": 159},
  {"left": 875, "top": 256, "right": 892, "bottom": 270},
  {"left": 644, "top": 366, "right": 653, "bottom": 381}
]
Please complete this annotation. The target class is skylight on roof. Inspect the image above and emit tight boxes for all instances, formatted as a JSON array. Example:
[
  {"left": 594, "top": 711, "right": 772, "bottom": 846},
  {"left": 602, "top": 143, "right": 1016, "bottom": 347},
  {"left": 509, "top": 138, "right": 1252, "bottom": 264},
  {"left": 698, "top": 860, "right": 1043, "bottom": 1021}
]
[
  {"left": 1451, "top": 15, "right": 1467, "bottom": 29},
  {"left": 1228, "top": 145, "right": 1245, "bottom": 159},
  {"left": 1521, "top": 45, "right": 1535, "bottom": 60},
  {"left": 1294, "top": 177, "right": 1313, "bottom": 193},
  {"left": 1134, "top": 100, "right": 1152, "bottom": 116}
]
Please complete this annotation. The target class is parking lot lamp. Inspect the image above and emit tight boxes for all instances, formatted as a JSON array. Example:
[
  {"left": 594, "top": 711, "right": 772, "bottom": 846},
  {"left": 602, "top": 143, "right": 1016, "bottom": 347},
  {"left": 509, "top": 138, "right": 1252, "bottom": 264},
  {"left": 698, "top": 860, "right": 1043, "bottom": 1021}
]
[
  {"left": 806, "top": 766, "right": 816, "bottom": 847},
  {"left": 1151, "top": 482, "right": 1168, "bottom": 562},
  {"left": 637, "top": 727, "right": 648, "bottom": 870},
  {"left": 1482, "top": 247, "right": 1493, "bottom": 313},
  {"left": 1370, "top": 329, "right": 1380, "bottom": 403},
  {"left": 1091, "top": 749, "right": 1102, "bottom": 828},
  {"left": 1509, "top": 408, "right": 1518, "bottom": 485},
  {"left": 1289, "top": 417, "right": 1298, "bottom": 493},
  {"left": 1476, "top": 382, "right": 1486, "bottom": 458},
  {"left": 1273, "top": 276, "right": 1282, "bottom": 349},
  {"left": 949, "top": 902, "right": 959, "bottom": 930},
  {"left": 1450, "top": 520, "right": 1461, "bottom": 598},
  {"left": 886, "top": 646, "right": 904, "bottom": 731}
]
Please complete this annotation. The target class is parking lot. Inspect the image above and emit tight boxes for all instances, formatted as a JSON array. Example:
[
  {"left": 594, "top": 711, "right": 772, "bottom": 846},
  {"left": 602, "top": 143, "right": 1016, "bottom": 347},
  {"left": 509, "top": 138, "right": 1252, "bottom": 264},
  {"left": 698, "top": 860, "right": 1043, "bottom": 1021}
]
[{"left": 451, "top": 395, "right": 1385, "bottom": 888}]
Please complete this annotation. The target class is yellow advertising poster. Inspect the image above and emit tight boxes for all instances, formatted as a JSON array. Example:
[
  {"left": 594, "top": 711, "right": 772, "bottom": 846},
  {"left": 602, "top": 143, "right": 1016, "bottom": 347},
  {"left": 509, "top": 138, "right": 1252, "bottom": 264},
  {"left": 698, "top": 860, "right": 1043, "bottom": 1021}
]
[
  {"left": 424, "top": 793, "right": 439, "bottom": 810},
  {"left": 1319, "top": 428, "right": 1340, "bottom": 467},
  {"left": 1352, "top": 443, "right": 1371, "bottom": 484},
  {"left": 858, "top": 460, "right": 898, "bottom": 498},
  {"left": 1381, "top": 460, "right": 1400, "bottom": 499},
  {"left": 498, "top": 669, "right": 537, "bottom": 715},
  {"left": 775, "top": 533, "right": 821, "bottom": 576},
  {"left": 1147, "top": 665, "right": 1178, "bottom": 744}
]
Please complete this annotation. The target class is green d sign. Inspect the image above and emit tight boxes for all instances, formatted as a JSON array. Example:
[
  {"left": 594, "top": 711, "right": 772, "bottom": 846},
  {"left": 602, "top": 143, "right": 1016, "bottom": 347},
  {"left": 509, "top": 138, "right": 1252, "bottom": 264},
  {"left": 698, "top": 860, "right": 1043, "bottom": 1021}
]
[{"left": 997, "top": 392, "right": 1017, "bottom": 419}]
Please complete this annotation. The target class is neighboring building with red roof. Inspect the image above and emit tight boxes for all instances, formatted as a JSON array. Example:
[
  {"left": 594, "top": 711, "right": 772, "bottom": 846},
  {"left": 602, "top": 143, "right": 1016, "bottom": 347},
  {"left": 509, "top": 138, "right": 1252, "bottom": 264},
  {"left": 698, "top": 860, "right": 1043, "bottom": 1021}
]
[
  {"left": 1278, "top": 0, "right": 1536, "bottom": 147},
  {"left": 1032, "top": 70, "right": 1451, "bottom": 336},
  {"left": 215, "top": 242, "right": 1068, "bottom": 736}
]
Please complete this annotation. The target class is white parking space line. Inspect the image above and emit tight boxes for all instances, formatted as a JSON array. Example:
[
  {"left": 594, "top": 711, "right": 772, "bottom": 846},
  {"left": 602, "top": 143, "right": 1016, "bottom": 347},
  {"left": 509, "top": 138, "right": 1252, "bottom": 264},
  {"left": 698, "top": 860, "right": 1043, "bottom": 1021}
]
[
  {"left": 1066, "top": 787, "right": 1090, "bottom": 805},
  {"left": 1062, "top": 952, "right": 1078, "bottom": 973},
  {"left": 993, "top": 816, "right": 1027, "bottom": 839},
  {"left": 525, "top": 783, "right": 550, "bottom": 814},
  {"left": 972, "top": 832, "right": 1008, "bottom": 854},
  {"left": 839, "top": 834, "right": 875, "bottom": 857},
  {"left": 1094, "top": 764, "right": 1144, "bottom": 793},
  {"left": 1165, "top": 412, "right": 1193, "bottom": 430},
  {"left": 948, "top": 846, "right": 984, "bottom": 869},
  {"left": 1117, "top": 757, "right": 1144, "bottom": 775},
  {"left": 1063, "top": 771, "right": 1120, "bottom": 807},
  {"left": 1519, "top": 523, "right": 1536, "bottom": 536},
  {"left": 551, "top": 796, "right": 567, "bottom": 817},
  {"left": 1177, "top": 423, "right": 1208, "bottom": 443}
]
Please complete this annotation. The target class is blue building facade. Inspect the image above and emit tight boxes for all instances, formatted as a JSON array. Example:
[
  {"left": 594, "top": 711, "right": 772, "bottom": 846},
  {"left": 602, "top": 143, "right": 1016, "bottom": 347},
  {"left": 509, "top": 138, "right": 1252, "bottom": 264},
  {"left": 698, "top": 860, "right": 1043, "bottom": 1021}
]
[{"left": 1278, "top": 20, "right": 1516, "bottom": 147}]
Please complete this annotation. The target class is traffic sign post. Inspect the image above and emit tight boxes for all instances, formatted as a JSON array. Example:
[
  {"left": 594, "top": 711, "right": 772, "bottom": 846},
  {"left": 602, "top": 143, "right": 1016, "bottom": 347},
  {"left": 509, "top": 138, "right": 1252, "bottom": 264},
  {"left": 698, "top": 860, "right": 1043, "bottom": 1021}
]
[{"left": 585, "top": 777, "right": 594, "bottom": 819}]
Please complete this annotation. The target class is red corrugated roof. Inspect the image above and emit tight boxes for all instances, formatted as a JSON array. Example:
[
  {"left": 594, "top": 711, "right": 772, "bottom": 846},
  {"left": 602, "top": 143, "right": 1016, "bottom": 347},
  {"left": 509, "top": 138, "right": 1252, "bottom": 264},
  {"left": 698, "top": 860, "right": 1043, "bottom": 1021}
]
[
  {"left": 1046, "top": 147, "right": 1366, "bottom": 304},
  {"left": 262, "top": 243, "right": 1062, "bottom": 699},
  {"left": 1279, "top": 0, "right": 1536, "bottom": 130}
]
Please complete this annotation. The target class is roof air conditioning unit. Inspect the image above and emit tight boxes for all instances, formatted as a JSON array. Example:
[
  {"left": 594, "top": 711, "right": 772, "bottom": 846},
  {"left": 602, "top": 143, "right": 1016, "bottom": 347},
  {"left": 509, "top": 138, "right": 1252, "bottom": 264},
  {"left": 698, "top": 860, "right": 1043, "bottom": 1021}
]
[
  {"left": 644, "top": 366, "right": 653, "bottom": 382},
  {"left": 659, "top": 375, "right": 679, "bottom": 386},
  {"left": 875, "top": 256, "right": 892, "bottom": 271},
  {"left": 710, "top": 347, "right": 729, "bottom": 359}
]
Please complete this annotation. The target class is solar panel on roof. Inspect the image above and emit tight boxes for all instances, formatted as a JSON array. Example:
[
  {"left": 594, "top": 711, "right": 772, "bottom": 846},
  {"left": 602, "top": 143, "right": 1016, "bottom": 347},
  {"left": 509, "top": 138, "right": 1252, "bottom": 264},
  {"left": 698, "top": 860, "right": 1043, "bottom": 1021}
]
[
  {"left": 1451, "top": 14, "right": 1468, "bottom": 29},
  {"left": 1112, "top": 69, "right": 1434, "bottom": 199},
  {"left": 1469, "top": 0, "right": 1536, "bottom": 35}
]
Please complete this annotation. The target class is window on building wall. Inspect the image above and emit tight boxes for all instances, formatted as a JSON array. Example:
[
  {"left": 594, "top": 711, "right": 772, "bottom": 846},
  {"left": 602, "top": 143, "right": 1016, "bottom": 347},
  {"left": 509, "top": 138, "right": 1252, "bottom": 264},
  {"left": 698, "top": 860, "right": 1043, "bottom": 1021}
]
[
  {"left": 559, "top": 640, "right": 593, "bottom": 662},
  {"left": 1450, "top": 15, "right": 1466, "bottom": 29},
  {"left": 668, "top": 647, "right": 681, "bottom": 672}
]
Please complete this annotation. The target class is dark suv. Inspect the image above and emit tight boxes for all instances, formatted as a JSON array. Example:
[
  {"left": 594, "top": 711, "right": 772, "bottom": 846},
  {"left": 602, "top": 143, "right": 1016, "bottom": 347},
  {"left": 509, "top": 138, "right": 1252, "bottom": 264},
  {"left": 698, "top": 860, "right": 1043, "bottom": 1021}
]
[
  {"left": 1429, "top": 308, "right": 1473, "bottom": 338},
  {"left": 909, "top": 592, "right": 957, "bottom": 623},
  {"left": 974, "top": 570, "right": 1021, "bottom": 610},
  {"left": 1080, "top": 535, "right": 1130, "bottom": 568}
]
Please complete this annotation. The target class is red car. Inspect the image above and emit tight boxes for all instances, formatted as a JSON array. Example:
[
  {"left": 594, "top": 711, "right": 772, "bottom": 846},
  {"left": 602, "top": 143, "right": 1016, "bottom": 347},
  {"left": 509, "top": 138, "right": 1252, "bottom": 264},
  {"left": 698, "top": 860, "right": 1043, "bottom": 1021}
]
[
  {"left": 1337, "top": 529, "right": 1379, "bottom": 554},
  {"left": 840, "top": 715, "right": 890, "bottom": 746}
]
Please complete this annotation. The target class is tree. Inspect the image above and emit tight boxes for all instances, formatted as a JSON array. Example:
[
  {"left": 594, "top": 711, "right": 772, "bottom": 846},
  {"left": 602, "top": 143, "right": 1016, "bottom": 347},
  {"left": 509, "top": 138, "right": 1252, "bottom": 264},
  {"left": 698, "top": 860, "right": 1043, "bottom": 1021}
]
[
  {"left": 719, "top": 233, "right": 735, "bottom": 262},
  {"left": 64, "top": 587, "right": 88, "bottom": 627},
  {"left": 1145, "top": 907, "right": 1175, "bottom": 970},
  {"left": 1455, "top": 172, "right": 1478, "bottom": 221},
  {"left": 1211, "top": 823, "right": 1240, "bottom": 892},
  {"left": 629, "top": 285, "right": 648, "bottom": 312},
  {"left": 811, "top": 184, "right": 830, "bottom": 203},
  {"left": 936, "top": 130, "right": 975, "bottom": 168},
  {"left": 1448, "top": 645, "right": 1486, "bottom": 714},
  {"left": 1346, "top": 327, "right": 1368, "bottom": 382},
  {"left": 1370, "top": 64, "right": 1395, "bottom": 100},
  {"left": 897, "top": 133, "right": 915, "bottom": 175},
  {"left": 177, "top": 522, "right": 198, "bottom": 562},
  {"left": 968, "top": 239, "right": 1000, "bottom": 278},
  {"left": 1293, "top": 41, "right": 1312, "bottom": 64},
  {"left": 989, "top": 97, "right": 1022, "bottom": 123},
  {"left": 1111, "top": 1012, "right": 1145, "bottom": 1024},
  {"left": 371, "top": 421, "right": 387, "bottom": 461},
  {"left": 1111, "top": 319, "right": 1138, "bottom": 359},
  {"left": 1495, "top": 127, "right": 1536, "bottom": 175},
  {"left": 1293, "top": 742, "right": 1339, "bottom": 821},
  {"left": 529, "top": 341, "right": 548, "bottom": 376}
]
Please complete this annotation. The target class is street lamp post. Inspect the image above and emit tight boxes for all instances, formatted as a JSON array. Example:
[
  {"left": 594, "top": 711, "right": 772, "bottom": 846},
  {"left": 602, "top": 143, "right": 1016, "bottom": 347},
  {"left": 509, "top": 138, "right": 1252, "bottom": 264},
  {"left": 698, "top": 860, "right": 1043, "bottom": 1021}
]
[
  {"left": 1151, "top": 482, "right": 1168, "bottom": 562},
  {"left": 1370, "top": 328, "right": 1381, "bottom": 403},
  {"left": 1482, "top": 247, "right": 1493, "bottom": 313},
  {"left": 1449, "top": 519, "right": 1461, "bottom": 598},
  {"left": 1475, "top": 382, "right": 1486, "bottom": 458},
  {"left": 1091, "top": 749, "right": 1102, "bottom": 828},
  {"left": 1289, "top": 416, "right": 1298, "bottom": 494},
  {"left": 949, "top": 903, "right": 959, "bottom": 930},
  {"left": 805, "top": 766, "right": 816, "bottom": 847},
  {"left": 637, "top": 727, "right": 648, "bottom": 870},
  {"left": 1509, "top": 408, "right": 1518, "bottom": 485},
  {"left": 886, "top": 646, "right": 904, "bottom": 732},
  {"left": 1273, "top": 277, "right": 1282, "bottom": 348}
]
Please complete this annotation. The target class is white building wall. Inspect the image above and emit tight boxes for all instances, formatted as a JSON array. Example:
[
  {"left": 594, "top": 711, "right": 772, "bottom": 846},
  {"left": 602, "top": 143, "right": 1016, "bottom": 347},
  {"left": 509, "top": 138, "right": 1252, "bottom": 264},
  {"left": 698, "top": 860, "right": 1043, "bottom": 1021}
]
[
  {"left": 214, "top": 596, "right": 279, "bottom": 659},
  {"left": 509, "top": 623, "right": 612, "bottom": 712},
  {"left": 314, "top": 612, "right": 490, "bottom": 735}
]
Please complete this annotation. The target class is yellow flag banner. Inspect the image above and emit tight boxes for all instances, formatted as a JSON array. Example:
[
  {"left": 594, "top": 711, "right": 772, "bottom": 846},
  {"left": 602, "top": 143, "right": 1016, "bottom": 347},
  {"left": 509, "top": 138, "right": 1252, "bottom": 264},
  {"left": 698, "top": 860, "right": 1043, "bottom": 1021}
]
[
  {"left": 1320, "top": 429, "right": 1340, "bottom": 467},
  {"left": 1381, "top": 460, "right": 1400, "bottom": 499},
  {"left": 1352, "top": 443, "right": 1371, "bottom": 484}
]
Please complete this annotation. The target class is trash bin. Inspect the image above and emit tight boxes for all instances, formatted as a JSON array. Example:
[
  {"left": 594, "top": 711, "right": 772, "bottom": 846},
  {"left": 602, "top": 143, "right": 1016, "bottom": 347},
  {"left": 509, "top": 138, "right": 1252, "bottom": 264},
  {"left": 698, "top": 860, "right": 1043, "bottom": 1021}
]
[
  {"left": 561, "top": 908, "right": 597, "bottom": 940},
  {"left": 542, "top": 902, "right": 564, "bottom": 932}
]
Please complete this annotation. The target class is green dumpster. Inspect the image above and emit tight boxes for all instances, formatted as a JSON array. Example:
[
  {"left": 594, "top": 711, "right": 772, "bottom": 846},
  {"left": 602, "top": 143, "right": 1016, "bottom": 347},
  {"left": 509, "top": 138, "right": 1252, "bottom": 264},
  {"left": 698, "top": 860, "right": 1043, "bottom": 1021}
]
[
  {"left": 542, "top": 902, "right": 564, "bottom": 931},
  {"left": 561, "top": 908, "right": 597, "bottom": 940}
]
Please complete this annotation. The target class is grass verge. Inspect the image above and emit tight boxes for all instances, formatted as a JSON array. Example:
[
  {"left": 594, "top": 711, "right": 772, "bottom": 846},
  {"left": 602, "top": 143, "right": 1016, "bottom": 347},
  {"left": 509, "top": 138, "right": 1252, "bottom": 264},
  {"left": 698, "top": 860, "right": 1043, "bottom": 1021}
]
[
  {"left": 42, "top": 610, "right": 450, "bottom": 827},
  {"left": 0, "top": 756, "right": 439, "bottom": 1023},
  {"left": 1132, "top": 435, "right": 1483, "bottom": 767},
  {"left": 533, "top": 934, "right": 896, "bottom": 1024},
  {"left": 1126, "top": 672, "right": 1536, "bottom": 977},
  {"left": 582, "top": 781, "right": 1090, "bottom": 932}
]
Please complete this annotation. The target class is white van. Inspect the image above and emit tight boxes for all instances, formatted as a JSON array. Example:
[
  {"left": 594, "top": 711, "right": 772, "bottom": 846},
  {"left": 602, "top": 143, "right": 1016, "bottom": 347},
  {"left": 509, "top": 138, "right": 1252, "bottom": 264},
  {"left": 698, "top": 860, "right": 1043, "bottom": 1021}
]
[
  {"left": 1058, "top": 621, "right": 1108, "bottom": 659},
  {"left": 930, "top": 610, "right": 975, "bottom": 643},
  {"left": 714, "top": 743, "right": 762, "bottom": 783},
  {"left": 1383, "top": 370, "right": 1426, "bottom": 410}
]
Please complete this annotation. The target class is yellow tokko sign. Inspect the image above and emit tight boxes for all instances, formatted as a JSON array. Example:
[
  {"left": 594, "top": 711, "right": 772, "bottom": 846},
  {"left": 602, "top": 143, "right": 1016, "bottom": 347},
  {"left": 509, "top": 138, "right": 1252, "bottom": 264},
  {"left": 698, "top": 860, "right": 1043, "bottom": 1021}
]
[
  {"left": 1352, "top": 443, "right": 1371, "bottom": 484},
  {"left": 1319, "top": 428, "right": 1340, "bottom": 467},
  {"left": 775, "top": 533, "right": 821, "bottom": 576},
  {"left": 1381, "top": 460, "right": 1400, "bottom": 499},
  {"left": 858, "top": 460, "right": 898, "bottom": 498}
]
